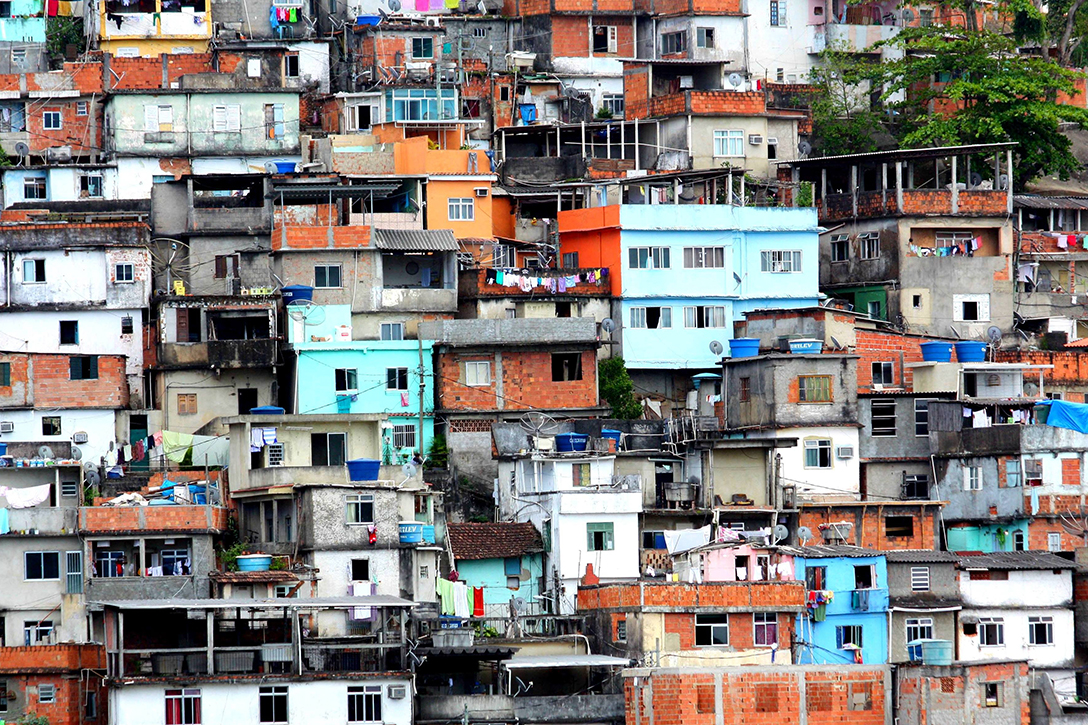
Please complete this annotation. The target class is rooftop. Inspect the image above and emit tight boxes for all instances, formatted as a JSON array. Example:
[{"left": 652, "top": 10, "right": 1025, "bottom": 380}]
[
  {"left": 777, "top": 142, "right": 1017, "bottom": 168},
  {"left": 208, "top": 571, "right": 299, "bottom": 583},
  {"left": 448, "top": 522, "right": 544, "bottom": 561},
  {"left": 958, "top": 552, "right": 1075, "bottom": 570},
  {"left": 93, "top": 596, "right": 416, "bottom": 610},
  {"left": 884, "top": 550, "right": 962, "bottom": 563},
  {"left": 780, "top": 544, "right": 885, "bottom": 559}
]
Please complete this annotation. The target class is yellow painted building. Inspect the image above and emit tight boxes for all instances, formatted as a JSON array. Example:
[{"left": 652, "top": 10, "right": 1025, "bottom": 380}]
[{"left": 97, "top": 0, "right": 212, "bottom": 56}]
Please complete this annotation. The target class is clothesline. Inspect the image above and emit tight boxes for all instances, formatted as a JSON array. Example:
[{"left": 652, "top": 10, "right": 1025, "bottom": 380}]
[{"left": 484, "top": 267, "right": 607, "bottom": 293}]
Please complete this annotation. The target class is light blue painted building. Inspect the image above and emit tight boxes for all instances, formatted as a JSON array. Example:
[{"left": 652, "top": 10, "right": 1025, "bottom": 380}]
[
  {"left": 447, "top": 522, "right": 545, "bottom": 615},
  {"left": 560, "top": 204, "right": 821, "bottom": 371},
  {"left": 290, "top": 305, "right": 435, "bottom": 460},
  {"left": 790, "top": 545, "right": 889, "bottom": 666},
  {"left": 0, "top": 0, "right": 47, "bottom": 43},
  {"left": 945, "top": 520, "right": 1030, "bottom": 553}
]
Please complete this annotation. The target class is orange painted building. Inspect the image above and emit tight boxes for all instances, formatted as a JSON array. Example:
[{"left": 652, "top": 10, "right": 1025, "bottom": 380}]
[{"left": 556, "top": 205, "right": 622, "bottom": 294}]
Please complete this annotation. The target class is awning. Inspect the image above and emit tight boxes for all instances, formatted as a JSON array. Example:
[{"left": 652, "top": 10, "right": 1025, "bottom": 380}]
[
  {"left": 93, "top": 596, "right": 416, "bottom": 609},
  {"left": 502, "top": 654, "right": 633, "bottom": 669},
  {"left": 374, "top": 228, "right": 459, "bottom": 251},
  {"left": 271, "top": 183, "right": 400, "bottom": 201}
]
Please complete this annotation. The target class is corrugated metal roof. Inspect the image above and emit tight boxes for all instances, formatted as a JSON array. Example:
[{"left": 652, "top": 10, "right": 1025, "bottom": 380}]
[
  {"left": 884, "top": 550, "right": 961, "bottom": 563},
  {"left": 373, "top": 228, "right": 459, "bottom": 251},
  {"left": 1015, "top": 195, "right": 1088, "bottom": 210},
  {"left": 779, "top": 544, "right": 883, "bottom": 559},
  {"left": 958, "top": 551, "right": 1075, "bottom": 570},
  {"left": 777, "top": 142, "right": 1016, "bottom": 167},
  {"left": 271, "top": 183, "right": 400, "bottom": 200}
]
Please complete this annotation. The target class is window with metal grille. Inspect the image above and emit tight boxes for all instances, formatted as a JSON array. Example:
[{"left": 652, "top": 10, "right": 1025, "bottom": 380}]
[
  {"left": 65, "top": 551, "right": 83, "bottom": 594},
  {"left": 347, "top": 685, "right": 382, "bottom": 723},
  {"left": 267, "top": 443, "right": 284, "bottom": 466},
  {"left": 870, "top": 399, "right": 897, "bottom": 436},
  {"left": 393, "top": 424, "right": 416, "bottom": 449}
]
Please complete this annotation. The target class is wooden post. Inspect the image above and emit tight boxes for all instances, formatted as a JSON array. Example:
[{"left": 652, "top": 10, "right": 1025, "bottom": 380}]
[
  {"left": 206, "top": 610, "right": 215, "bottom": 674},
  {"left": 895, "top": 162, "right": 904, "bottom": 212},
  {"left": 951, "top": 155, "right": 958, "bottom": 214}
]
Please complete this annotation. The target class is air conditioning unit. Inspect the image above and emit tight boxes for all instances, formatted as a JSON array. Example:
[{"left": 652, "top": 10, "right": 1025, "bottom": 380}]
[
  {"left": 388, "top": 684, "right": 408, "bottom": 699},
  {"left": 73, "top": 431, "right": 89, "bottom": 444},
  {"left": 836, "top": 445, "right": 855, "bottom": 459},
  {"left": 474, "top": 187, "right": 489, "bottom": 197},
  {"left": 748, "top": 134, "right": 763, "bottom": 145},
  {"left": 767, "top": 137, "right": 779, "bottom": 146},
  {"left": 0, "top": 421, "right": 14, "bottom": 433}
]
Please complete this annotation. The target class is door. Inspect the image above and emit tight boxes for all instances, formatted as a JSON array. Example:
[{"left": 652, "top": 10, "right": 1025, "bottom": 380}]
[
  {"left": 129, "top": 414, "right": 148, "bottom": 471},
  {"left": 238, "top": 389, "right": 259, "bottom": 415},
  {"left": 655, "top": 462, "right": 674, "bottom": 508}
]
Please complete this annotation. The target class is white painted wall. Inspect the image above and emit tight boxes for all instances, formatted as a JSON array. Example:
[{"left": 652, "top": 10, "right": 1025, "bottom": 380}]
[
  {"left": 0, "top": 535, "right": 86, "bottom": 645},
  {"left": 292, "top": 41, "right": 332, "bottom": 93},
  {"left": 758, "top": 426, "right": 860, "bottom": 501},
  {"left": 2, "top": 248, "right": 151, "bottom": 310},
  {"left": 957, "top": 607, "right": 1074, "bottom": 668},
  {"left": 960, "top": 568, "right": 1072, "bottom": 608},
  {"left": 0, "top": 309, "right": 145, "bottom": 377},
  {"left": 0, "top": 409, "right": 120, "bottom": 463},
  {"left": 746, "top": 0, "right": 817, "bottom": 82},
  {"left": 0, "top": 167, "right": 123, "bottom": 208},
  {"left": 110, "top": 678, "right": 414, "bottom": 725}
]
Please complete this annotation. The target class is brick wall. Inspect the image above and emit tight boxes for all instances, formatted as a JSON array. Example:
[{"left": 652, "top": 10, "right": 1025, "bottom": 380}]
[
  {"left": 0, "top": 644, "right": 106, "bottom": 725},
  {"left": 437, "top": 349, "right": 598, "bottom": 412},
  {"left": 624, "top": 64, "right": 650, "bottom": 120},
  {"left": 30, "top": 354, "right": 128, "bottom": 409},
  {"left": 996, "top": 350, "right": 1088, "bottom": 388},
  {"left": 853, "top": 329, "right": 928, "bottom": 391},
  {"left": 578, "top": 581, "right": 806, "bottom": 610},
  {"left": 798, "top": 504, "right": 939, "bottom": 550},
  {"left": 25, "top": 98, "right": 100, "bottom": 156},
  {"left": 552, "top": 16, "right": 590, "bottom": 57},
  {"left": 79, "top": 503, "right": 229, "bottom": 533},
  {"left": 0, "top": 643, "right": 106, "bottom": 672},
  {"left": 897, "top": 661, "right": 1029, "bottom": 725}
]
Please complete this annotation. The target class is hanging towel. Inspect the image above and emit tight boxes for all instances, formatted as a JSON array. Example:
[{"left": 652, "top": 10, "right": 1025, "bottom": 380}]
[
  {"left": 351, "top": 581, "right": 373, "bottom": 620},
  {"left": 421, "top": 266, "right": 432, "bottom": 288},
  {"left": 473, "top": 586, "right": 485, "bottom": 617},
  {"left": 153, "top": 431, "right": 164, "bottom": 447},
  {"left": 1031, "top": 487, "right": 1040, "bottom": 515},
  {"left": 401, "top": 392, "right": 410, "bottom": 408},
  {"left": 262, "top": 428, "right": 278, "bottom": 445},
  {"left": 133, "top": 440, "right": 145, "bottom": 462},
  {"left": 453, "top": 581, "right": 471, "bottom": 618},
  {"left": 0, "top": 507, "right": 8, "bottom": 534},
  {"left": 123, "top": 445, "right": 133, "bottom": 462},
  {"left": 162, "top": 430, "right": 195, "bottom": 463},
  {"left": 813, "top": 603, "right": 826, "bottom": 622},
  {"left": 268, "top": 3, "right": 278, "bottom": 27},
  {"left": 435, "top": 578, "right": 457, "bottom": 615},
  {"left": 0, "top": 484, "right": 51, "bottom": 509}
]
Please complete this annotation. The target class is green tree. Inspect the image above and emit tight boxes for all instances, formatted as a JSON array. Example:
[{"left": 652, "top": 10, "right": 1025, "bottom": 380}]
[
  {"left": 809, "top": 48, "right": 887, "bottom": 157},
  {"left": 46, "top": 17, "right": 83, "bottom": 68},
  {"left": 868, "top": 25, "right": 1088, "bottom": 187},
  {"left": 598, "top": 357, "right": 643, "bottom": 420}
]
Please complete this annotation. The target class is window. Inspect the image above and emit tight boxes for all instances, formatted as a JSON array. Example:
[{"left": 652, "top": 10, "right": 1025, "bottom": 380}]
[
  {"left": 1, "top": 681, "right": 8, "bottom": 711},
  {"left": 805, "top": 566, "right": 826, "bottom": 590},
  {"left": 144, "top": 104, "right": 173, "bottom": 132},
  {"left": 1006, "top": 459, "right": 1022, "bottom": 487},
  {"left": 348, "top": 685, "right": 382, "bottom": 723},
  {"left": 871, "top": 399, "right": 897, "bottom": 436},
  {"left": 115, "top": 262, "right": 135, "bottom": 283},
  {"left": 854, "top": 564, "right": 874, "bottom": 589},
  {"left": 391, "top": 420, "right": 415, "bottom": 448},
  {"left": 910, "top": 566, "right": 930, "bottom": 591},
  {"left": 630, "top": 306, "right": 671, "bottom": 329},
  {"left": 81, "top": 174, "right": 104, "bottom": 198},
  {"left": 885, "top": 516, "right": 914, "bottom": 537},
  {"left": 60, "top": 320, "right": 78, "bottom": 346},
  {"left": 713, "top": 129, "right": 744, "bottom": 157},
  {"left": 464, "top": 361, "right": 491, "bottom": 386},
  {"left": 1029, "top": 616, "right": 1053, "bottom": 646},
  {"left": 683, "top": 306, "right": 726, "bottom": 328},
  {"left": 448, "top": 197, "right": 475, "bottom": 221},
  {"left": 314, "top": 264, "right": 342, "bottom": 288},
  {"left": 602, "top": 94, "right": 624, "bottom": 117},
  {"left": 696, "top": 27, "right": 714, "bottom": 48},
  {"left": 25, "top": 551, "right": 60, "bottom": 580},
  {"left": 983, "top": 683, "right": 1003, "bottom": 708},
  {"left": 43, "top": 110, "right": 62, "bottom": 130},
  {"left": 760, "top": 250, "right": 802, "bottom": 273},
  {"left": 769, "top": 0, "right": 786, "bottom": 25},
  {"left": 695, "top": 613, "right": 729, "bottom": 645},
  {"left": 86, "top": 691, "right": 97, "bottom": 719},
  {"left": 804, "top": 439, "right": 832, "bottom": 468},
  {"left": 472, "top": 26, "right": 487, "bottom": 37},
  {"left": 964, "top": 466, "right": 982, "bottom": 491},
  {"left": 346, "top": 494, "right": 375, "bottom": 525},
  {"left": 616, "top": 617, "right": 627, "bottom": 641},
  {"left": 913, "top": 294, "right": 923, "bottom": 309},
  {"left": 573, "top": 462, "right": 592, "bottom": 486},
  {"left": 264, "top": 103, "right": 285, "bottom": 139},
  {"left": 830, "top": 234, "right": 849, "bottom": 262},
  {"left": 738, "top": 377, "right": 751, "bottom": 402},
  {"left": 284, "top": 54, "right": 299, "bottom": 77},
  {"left": 165, "top": 689, "right": 202, "bottom": 725},
  {"left": 23, "top": 177, "right": 46, "bottom": 200},
  {"left": 212, "top": 104, "right": 241, "bottom": 132},
  {"left": 919, "top": 7, "right": 934, "bottom": 25},
  {"left": 684, "top": 247, "right": 725, "bottom": 268},
  {"left": 798, "top": 375, "right": 831, "bottom": 403},
  {"left": 412, "top": 37, "right": 434, "bottom": 58},
  {"left": 1049, "top": 532, "right": 1062, "bottom": 552},
  {"left": 587, "top": 522, "right": 614, "bottom": 551},
  {"left": 42, "top": 416, "right": 61, "bottom": 436},
  {"left": 836, "top": 625, "right": 863, "bottom": 648},
  {"left": 628, "top": 246, "right": 671, "bottom": 269},
  {"left": 267, "top": 443, "right": 285, "bottom": 467},
  {"left": 593, "top": 25, "right": 617, "bottom": 53},
  {"left": 311, "top": 432, "right": 347, "bottom": 466},
  {"left": 177, "top": 393, "right": 198, "bottom": 416},
  {"left": 953, "top": 294, "right": 990, "bottom": 322},
  {"left": 754, "top": 612, "right": 778, "bottom": 646},
  {"left": 24, "top": 620, "right": 53, "bottom": 645},
  {"left": 858, "top": 233, "right": 880, "bottom": 260},
  {"left": 0, "top": 361, "right": 9, "bottom": 386},
  {"left": 259, "top": 686, "right": 288, "bottom": 724},
  {"left": 914, "top": 399, "right": 932, "bottom": 436},
  {"left": 335, "top": 368, "right": 358, "bottom": 392},
  {"left": 661, "top": 31, "right": 686, "bottom": 54},
  {"left": 561, "top": 251, "right": 579, "bottom": 269},
  {"left": 161, "top": 549, "right": 189, "bottom": 575},
  {"left": 386, "top": 367, "right": 409, "bottom": 390},
  {"left": 552, "top": 353, "right": 583, "bottom": 381},
  {"left": 380, "top": 322, "right": 405, "bottom": 341},
  {"left": 38, "top": 683, "right": 56, "bottom": 703},
  {"left": 1025, "top": 459, "right": 1043, "bottom": 486},
  {"left": 387, "top": 87, "right": 457, "bottom": 122},
  {"left": 905, "top": 617, "right": 934, "bottom": 642},
  {"left": 871, "top": 362, "right": 894, "bottom": 386},
  {"left": 979, "top": 617, "right": 1004, "bottom": 646}
]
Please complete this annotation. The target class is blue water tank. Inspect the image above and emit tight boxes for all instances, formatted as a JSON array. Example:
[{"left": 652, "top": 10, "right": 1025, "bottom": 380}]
[{"left": 281, "top": 285, "right": 314, "bottom": 305}]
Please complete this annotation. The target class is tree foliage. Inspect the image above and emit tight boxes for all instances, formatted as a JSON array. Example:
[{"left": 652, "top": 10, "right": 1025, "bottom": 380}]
[
  {"left": 809, "top": 48, "right": 886, "bottom": 157},
  {"left": 598, "top": 357, "right": 643, "bottom": 420}
]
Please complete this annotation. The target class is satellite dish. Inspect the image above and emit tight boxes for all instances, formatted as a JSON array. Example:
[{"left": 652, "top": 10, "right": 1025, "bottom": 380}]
[
  {"left": 987, "top": 326, "right": 1003, "bottom": 343},
  {"left": 797, "top": 140, "right": 812, "bottom": 157},
  {"left": 901, "top": 7, "right": 914, "bottom": 21},
  {"left": 38, "top": 446, "right": 54, "bottom": 460},
  {"left": 14, "top": 141, "right": 30, "bottom": 157},
  {"left": 727, "top": 72, "right": 744, "bottom": 88},
  {"left": 773, "top": 524, "right": 789, "bottom": 543},
  {"left": 511, "top": 596, "right": 526, "bottom": 613},
  {"left": 970, "top": 172, "right": 984, "bottom": 188},
  {"left": 70, "top": 446, "right": 83, "bottom": 461},
  {"left": 797, "top": 526, "right": 814, "bottom": 544},
  {"left": 286, "top": 299, "right": 327, "bottom": 325},
  {"left": 518, "top": 411, "right": 559, "bottom": 437},
  {"left": 402, "top": 462, "right": 418, "bottom": 479},
  {"left": 830, "top": 335, "right": 843, "bottom": 350},
  {"left": 83, "top": 461, "right": 97, "bottom": 471},
  {"left": 709, "top": 340, "right": 724, "bottom": 356},
  {"left": 601, "top": 318, "right": 616, "bottom": 333},
  {"left": 388, "top": 0, "right": 402, "bottom": 9},
  {"left": 998, "top": 174, "right": 1010, "bottom": 190},
  {"left": 86, "top": 470, "right": 101, "bottom": 487},
  {"left": 264, "top": 161, "right": 280, "bottom": 174}
]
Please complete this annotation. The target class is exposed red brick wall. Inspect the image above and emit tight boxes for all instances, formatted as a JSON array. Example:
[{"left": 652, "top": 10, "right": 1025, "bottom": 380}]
[
  {"left": 798, "top": 504, "right": 939, "bottom": 551},
  {"left": 436, "top": 349, "right": 599, "bottom": 412},
  {"left": 0, "top": 644, "right": 106, "bottom": 725},
  {"left": 79, "top": 504, "right": 229, "bottom": 534},
  {"left": 552, "top": 16, "right": 590, "bottom": 57},
  {"left": 853, "top": 329, "right": 927, "bottom": 391},
  {"left": 578, "top": 581, "right": 806, "bottom": 610},
  {"left": 897, "top": 660, "right": 1029, "bottom": 725},
  {"left": 30, "top": 354, "right": 128, "bottom": 409},
  {"left": 1063, "top": 458, "right": 1081, "bottom": 485}
]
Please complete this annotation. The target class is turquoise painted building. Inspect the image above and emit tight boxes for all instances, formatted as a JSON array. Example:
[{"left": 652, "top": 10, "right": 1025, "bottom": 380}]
[
  {"left": 290, "top": 305, "right": 434, "bottom": 460},
  {"left": 0, "top": 0, "right": 47, "bottom": 43},
  {"left": 945, "top": 521, "right": 1030, "bottom": 553},
  {"left": 447, "top": 522, "right": 545, "bottom": 614},
  {"left": 791, "top": 546, "right": 889, "bottom": 666}
]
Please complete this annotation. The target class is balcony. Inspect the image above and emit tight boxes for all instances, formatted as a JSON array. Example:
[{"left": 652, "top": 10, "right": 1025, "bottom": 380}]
[
  {"left": 7, "top": 506, "right": 78, "bottom": 536},
  {"left": 158, "top": 339, "right": 278, "bottom": 369},
  {"left": 458, "top": 268, "right": 611, "bottom": 300},
  {"left": 380, "top": 287, "right": 457, "bottom": 312},
  {"left": 79, "top": 504, "right": 230, "bottom": 534}
]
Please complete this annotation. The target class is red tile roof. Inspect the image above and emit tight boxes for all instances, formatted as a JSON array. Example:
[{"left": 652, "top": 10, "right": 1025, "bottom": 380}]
[
  {"left": 448, "top": 522, "right": 543, "bottom": 561},
  {"left": 209, "top": 571, "right": 299, "bottom": 583}
]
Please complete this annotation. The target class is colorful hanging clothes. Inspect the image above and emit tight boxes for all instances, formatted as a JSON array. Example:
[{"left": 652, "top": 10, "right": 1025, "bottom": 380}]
[{"left": 162, "top": 430, "right": 194, "bottom": 463}]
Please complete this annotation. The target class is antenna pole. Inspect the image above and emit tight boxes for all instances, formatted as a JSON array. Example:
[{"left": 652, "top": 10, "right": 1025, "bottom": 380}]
[{"left": 418, "top": 336, "right": 426, "bottom": 456}]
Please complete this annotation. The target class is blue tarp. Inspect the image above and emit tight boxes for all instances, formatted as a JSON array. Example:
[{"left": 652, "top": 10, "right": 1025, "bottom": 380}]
[{"left": 1038, "top": 399, "right": 1088, "bottom": 434}]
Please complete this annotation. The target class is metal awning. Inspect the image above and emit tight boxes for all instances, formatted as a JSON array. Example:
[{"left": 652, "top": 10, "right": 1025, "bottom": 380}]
[
  {"left": 502, "top": 655, "right": 633, "bottom": 669},
  {"left": 777, "top": 142, "right": 1017, "bottom": 167},
  {"left": 374, "top": 228, "right": 459, "bottom": 251},
  {"left": 271, "top": 183, "right": 400, "bottom": 201},
  {"left": 93, "top": 596, "right": 417, "bottom": 609}
]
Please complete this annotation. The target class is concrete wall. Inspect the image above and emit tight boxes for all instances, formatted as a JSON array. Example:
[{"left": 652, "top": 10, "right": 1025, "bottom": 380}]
[
  {"left": 889, "top": 610, "right": 956, "bottom": 664},
  {"left": 1, "top": 167, "right": 123, "bottom": 208},
  {"left": 0, "top": 534, "right": 85, "bottom": 644},
  {"left": 896, "top": 661, "right": 1030, "bottom": 725},
  {"left": 688, "top": 116, "right": 798, "bottom": 179},
  {"left": 887, "top": 561, "right": 958, "bottom": 601},
  {"left": 157, "top": 368, "right": 277, "bottom": 435},
  {"left": 2, "top": 247, "right": 151, "bottom": 310},
  {"left": 0, "top": 309, "right": 145, "bottom": 379},
  {"left": 960, "top": 568, "right": 1071, "bottom": 608},
  {"left": 0, "top": 409, "right": 121, "bottom": 465},
  {"left": 958, "top": 607, "right": 1074, "bottom": 668}
]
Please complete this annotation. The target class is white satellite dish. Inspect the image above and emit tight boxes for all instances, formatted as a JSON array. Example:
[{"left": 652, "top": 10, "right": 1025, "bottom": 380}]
[
  {"left": 727, "top": 72, "right": 744, "bottom": 88},
  {"left": 264, "top": 161, "right": 279, "bottom": 174},
  {"left": 38, "top": 446, "right": 54, "bottom": 460},
  {"left": 286, "top": 299, "right": 327, "bottom": 326},
  {"left": 987, "top": 326, "right": 1002, "bottom": 343},
  {"left": 797, "top": 526, "right": 814, "bottom": 544},
  {"left": 601, "top": 318, "right": 616, "bottom": 333},
  {"left": 709, "top": 340, "right": 724, "bottom": 356},
  {"left": 772, "top": 524, "right": 789, "bottom": 543},
  {"left": 70, "top": 446, "right": 83, "bottom": 461}
]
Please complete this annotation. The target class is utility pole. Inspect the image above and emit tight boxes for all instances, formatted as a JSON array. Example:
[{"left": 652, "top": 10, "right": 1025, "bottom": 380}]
[{"left": 417, "top": 335, "right": 426, "bottom": 456}]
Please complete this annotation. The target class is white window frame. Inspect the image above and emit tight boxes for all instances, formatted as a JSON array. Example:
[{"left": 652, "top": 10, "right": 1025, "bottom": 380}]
[
  {"left": 24, "top": 551, "right": 60, "bottom": 581},
  {"left": 628, "top": 246, "right": 670, "bottom": 269},
  {"left": 769, "top": 0, "right": 787, "bottom": 26},
  {"left": 602, "top": 94, "right": 624, "bottom": 117},
  {"left": 314, "top": 264, "right": 342, "bottom": 289},
  {"left": 346, "top": 493, "right": 375, "bottom": 525},
  {"left": 858, "top": 232, "right": 880, "bottom": 260},
  {"left": 905, "top": 617, "right": 934, "bottom": 642},
  {"left": 464, "top": 360, "right": 491, "bottom": 387},
  {"left": 683, "top": 246, "right": 725, "bottom": 268},
  {"left": 23, "top": 176, "right": 46, "bottom": 200},
  {"left": 392, "top": 424, "right": 416, "bottom": 448},
  {"left": 347, "top": 684, "right": 382, "bottom": 724},
  {"left": 165, "top": 688, "right": 202, "bottom": 725},
  {"left": 115, "top": 262, "right": 135, "bottom": 283},
  {"left": 1048, "top": 532, "right": 1062, "bottom": 552},
  {"left": 871, "top": 361, "right": 894, "bottom": 386},
  {"left": 694, "top": 613, "right": 729, "bottom": 646},
  {"left": 753, "top": 612, "right": 778, "bottom": 647},
  {"left": 953, "top": 293, "right": 990, "bottom": 322},
  {"left": 761, "top": 250, "right": 802, "bottom": 273},
  {"left": 335, "top": 368, "right": 358, "bottom": 392},
  {"left": 380, "top": 322, "right": 405, "bottom": 341},
  {"left": 979, "top": 617, "right": 1004, "bottom": 647},
  {"left": 43, "top": 110, "right": 62, "bottom": 130},
  {"left": 259, "top": 685, "right": 288, "bottom": 725},
  {"left": 448, "top": 197, "right": 475, "bottom": 221},
  {"left": 830, "top": 234, "right": 849, "bottom": 262},
  {"left": 803, "top": 438, "right": 832, "bottom": 469},
  {"left": 212, "top": 104, "right": 242, "bottom": 132},
  {"left": 82, "top": 174, "right": 104, "bottom": 198},
  {"left": 630, "top": 307, "right": 647, "bottom": 329},
  {"left": 145, "top": 104, "right": 173, "bottom": 132},
  {"left": 713, "top": 129, "right": 744, "bottom": 157},
  {"left": 964, "top": 466, "right": 982, "bottom": 491},
  {"left": 1028, "top": 616, "right": 1054, "bottom": 646},
  {"left": 910, "top": 566, "right": 930, "bottom": 591},
  {"left": 696, "top": 27, "right": 714, "bottom": 48},
  {"left": 38, "top": 683, "right": 56, "bottom": 703}
]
